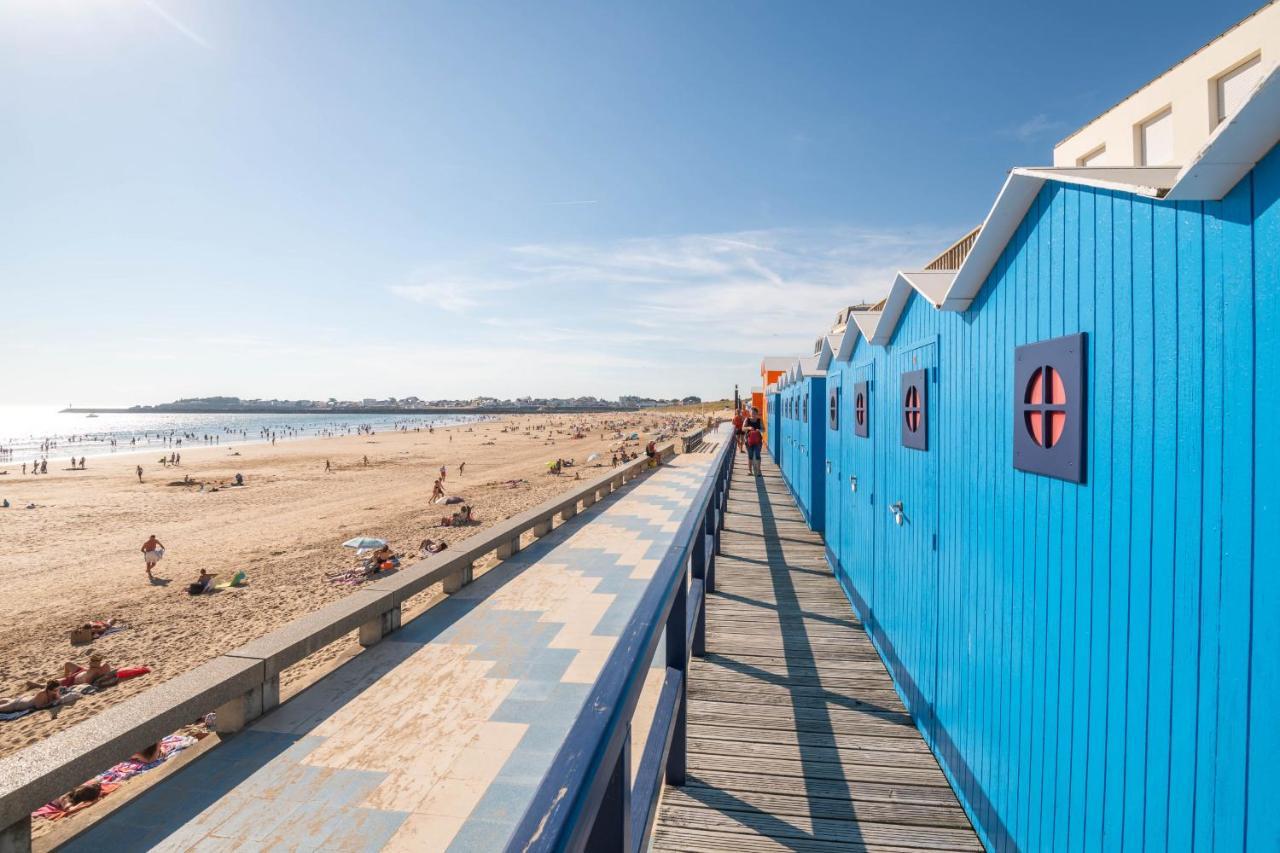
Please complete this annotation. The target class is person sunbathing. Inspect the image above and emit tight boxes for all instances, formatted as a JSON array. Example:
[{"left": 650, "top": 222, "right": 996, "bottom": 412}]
[
  {"left": 54, "top": 781, "right": 104, "bottom": 813},
  {"left": 58, "top": 654, "right": 112, "bottom": 687},
  {"left": 419, "top": 538, "right": 448, "bottom": 556},
  {"left": 0, "top": 681, "right": 61, "bottom": 713},
  {"left": 370, "top": 545, "right": 393, "bottom": 564}
]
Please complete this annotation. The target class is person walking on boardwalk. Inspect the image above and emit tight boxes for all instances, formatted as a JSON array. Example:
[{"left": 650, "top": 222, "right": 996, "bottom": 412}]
[
  {"left": 141, "top": 534, "right": 165, "bottom": 580},
  {"left": 744, "top": 406, "right": 764, "bottom": 476},
  {"left": 732, "top": 408, "right": 745, "bottom": 451}
]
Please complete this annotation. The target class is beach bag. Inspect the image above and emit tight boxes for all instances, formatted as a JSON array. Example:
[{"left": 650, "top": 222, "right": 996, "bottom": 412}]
[
  {"left": 747, "top": 428, "right": 762, "bottom": 447},
  {"left": 187, "top": 582, "right": 206, "bottom": 596},
  {"left": 68, "top": 627, "right": 95, "bottom": 645}
]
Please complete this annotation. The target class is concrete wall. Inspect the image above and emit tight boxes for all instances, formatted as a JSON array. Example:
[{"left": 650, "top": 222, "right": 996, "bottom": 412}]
[
  {"left": 812, "top": 145, "right": 1280, "bottom": 851},
  {"left": 1054, "top": 2, "right": 1280, "bottom": 167}
]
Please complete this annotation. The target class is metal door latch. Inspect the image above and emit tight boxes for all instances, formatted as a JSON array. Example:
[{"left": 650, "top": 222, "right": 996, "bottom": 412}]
[
  {"left": 889, "top": 501, "right": 904, "bottom": 526},
  {"left": 849, "top": 475, "right": 857, "bottom": 493}
]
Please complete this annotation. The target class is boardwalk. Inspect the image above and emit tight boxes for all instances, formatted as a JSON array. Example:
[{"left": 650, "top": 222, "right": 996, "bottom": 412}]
[{"left": 652, "top": 452, "right": 981, "bottom": 852}]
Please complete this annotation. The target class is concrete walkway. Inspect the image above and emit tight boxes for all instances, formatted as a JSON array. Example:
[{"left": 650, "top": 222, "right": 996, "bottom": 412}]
[{"left": 60, "top": 450, "right": 720, "bottom": 853}]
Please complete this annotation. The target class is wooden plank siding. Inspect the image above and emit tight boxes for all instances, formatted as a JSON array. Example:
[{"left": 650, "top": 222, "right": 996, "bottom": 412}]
[
  {"left": 798, "top": 142, "right": 1280, "bottom": 851},
  {"left": 651, "top": 451, "right": 980, "bottom": 852}
]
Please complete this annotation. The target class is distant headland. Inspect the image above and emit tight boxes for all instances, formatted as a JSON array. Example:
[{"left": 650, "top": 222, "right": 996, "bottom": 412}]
[{"left": 60, "top": 394, "right": 705, "bottom": 416}]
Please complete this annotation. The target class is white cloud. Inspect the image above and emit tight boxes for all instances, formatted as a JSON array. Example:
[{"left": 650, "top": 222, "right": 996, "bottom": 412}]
[
  {"left": 388, "top": 224, "right": 961, "bottom": 374},
  {"left": 1004, "top": 113, "right": 1066, "bottom": 143}
]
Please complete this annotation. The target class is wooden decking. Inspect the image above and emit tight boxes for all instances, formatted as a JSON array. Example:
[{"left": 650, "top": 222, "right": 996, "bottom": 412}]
[{"left": 652, "top": 452, "right": 981, "bottom": 852}]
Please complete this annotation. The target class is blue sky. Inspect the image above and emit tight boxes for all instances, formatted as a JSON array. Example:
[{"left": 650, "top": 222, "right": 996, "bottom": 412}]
[{"left": 0, "top": 0, "right": 1260, "bottom": 405}]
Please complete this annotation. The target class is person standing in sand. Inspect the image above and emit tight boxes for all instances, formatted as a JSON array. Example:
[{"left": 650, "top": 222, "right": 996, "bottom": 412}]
[
  {"left": 141, "top": 535, "right": 165, "bottom": 579},
  {"left": 325, "top": 459, "right": 331, "bottom": 473},
  {"left": 136, "top": 465, "right": 143, "bottom": 483},
  {"left": 458, "top": 461, "right": 465, "bottom": 476}
]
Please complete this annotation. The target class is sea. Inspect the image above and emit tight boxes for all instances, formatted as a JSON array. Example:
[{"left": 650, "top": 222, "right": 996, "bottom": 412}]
[{"left": 0, "top": 406, "right": 488, "bottom": 468}]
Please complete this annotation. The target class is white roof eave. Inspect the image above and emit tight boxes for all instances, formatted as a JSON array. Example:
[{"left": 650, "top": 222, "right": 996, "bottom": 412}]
[{"left": 1166, "top": 61, "right": 1280, "bottom": 200}]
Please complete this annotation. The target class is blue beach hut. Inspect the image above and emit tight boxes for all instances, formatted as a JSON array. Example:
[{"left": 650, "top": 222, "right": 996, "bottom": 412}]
[{"left": 780, "top": 45, "right": 1280, "bottom": 852}]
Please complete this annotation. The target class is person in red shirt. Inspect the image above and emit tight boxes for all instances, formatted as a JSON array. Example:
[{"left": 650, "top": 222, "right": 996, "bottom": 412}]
[{"left": 732, "top": 409, "right": 745, "bottom": 450}]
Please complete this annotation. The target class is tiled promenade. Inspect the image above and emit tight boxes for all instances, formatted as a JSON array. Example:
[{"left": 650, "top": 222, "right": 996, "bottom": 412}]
[{"left": 62, "top": 451, "right": 718, "bottom": 852}]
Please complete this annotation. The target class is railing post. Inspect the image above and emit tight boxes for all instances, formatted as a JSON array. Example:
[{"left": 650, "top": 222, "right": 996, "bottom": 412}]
[
  {"left": 585, "top": 726, "right": 631, "bottom": 853},
  {"left": 665, "top": 565, "right": 688, "bottom": 785},
  {"left": 703, "top": 509, "right": 717, "bottom": 595},
  {"left": 533, "top": 518, "right": 552, "bottom": 538},
  {"left": 358, "top": 605, "right": 401, "bottom": 648},
  {"left": 690, "top": 511, "right": 706, "bottom": 580},
  {"left": 497, "top": 535, "right": 522, "bottom": 560},
  {"left": 561, "top": 501, "right": 577, "bottom": 521},
  {"left": 691, "top": 506, "right": 708, "bottom": 658},
  {"left": 443, "top": 561, "right": 474, "bottom": 594},
  {"left": 1, "top": 815, "right": 30, "bottom": 853}
]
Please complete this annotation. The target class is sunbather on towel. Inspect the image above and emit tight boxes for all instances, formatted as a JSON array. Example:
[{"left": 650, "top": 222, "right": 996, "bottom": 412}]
[
  {"left": 50, "top": 654, "right": 113, "bottom": 688},
  {"left": 0, "top": 681, "right": 60, "bottom": 713},
  {"left": 77, "top": 618, "right": 118, "bottom": 639},
  {"left": 419, "top": 538, "right": 448, "bottom": 556}
]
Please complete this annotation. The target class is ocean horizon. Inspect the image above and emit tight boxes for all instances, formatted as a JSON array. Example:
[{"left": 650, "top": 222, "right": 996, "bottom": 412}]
[{"left": 0, "top": 405, "right": 487, "bottom": 468}]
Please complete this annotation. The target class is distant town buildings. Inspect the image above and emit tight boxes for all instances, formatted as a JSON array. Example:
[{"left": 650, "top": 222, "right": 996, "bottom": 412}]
[{"left": 125, "top": 394, "right": 704, "bottom": 414}]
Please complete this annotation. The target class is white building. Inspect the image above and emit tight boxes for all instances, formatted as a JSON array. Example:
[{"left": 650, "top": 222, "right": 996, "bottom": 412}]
[{"left": 1054, "top": 1, "right": 1279, "bottom": 167}]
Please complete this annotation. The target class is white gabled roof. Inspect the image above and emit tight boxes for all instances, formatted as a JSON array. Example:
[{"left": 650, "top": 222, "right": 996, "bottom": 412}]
[
  {"left": 765, "top": 382, "right": 778, "bottom": 394},
  {"left": 795, "top": 355, "right": 826, "bottom": 380},
  {"left": 760, "top": 356, "right": 794, "bottom": 374},
  {"left": 872, "top": 272, "right": 955, "bottom": 344},
  {"left": 851, "top": 310, "right": 882, "bottom": 344},
  {"left": 830, "top": 322, "right": 860, "bottom": 362},
  {"left": 816, "top": 336, "right": 836, "bottom": 371}
]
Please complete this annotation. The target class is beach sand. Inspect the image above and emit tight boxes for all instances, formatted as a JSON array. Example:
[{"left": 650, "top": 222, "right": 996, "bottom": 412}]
[{"left": 0, "top": 411, "right": 705, "bottom": 762}]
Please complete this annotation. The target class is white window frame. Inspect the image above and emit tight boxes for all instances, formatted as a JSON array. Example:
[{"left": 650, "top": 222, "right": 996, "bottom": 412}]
[
  {"left": 1076, "top": 144, "right": 1106, "bottom": 167},
  {"left": 1136, "top": 106, "right": 1174, "bottom": 166},
  {"left": 1213, "top": 53, "right": 1264, "bottom": 127}
]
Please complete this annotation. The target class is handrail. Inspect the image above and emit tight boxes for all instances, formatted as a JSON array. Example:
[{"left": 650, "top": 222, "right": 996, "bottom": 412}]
[
  {"left": 507, "top": 424, "right": 736, "bottom": 853},
  {"left": 0, "top": 439, "right": 685, "bottom": 849}
]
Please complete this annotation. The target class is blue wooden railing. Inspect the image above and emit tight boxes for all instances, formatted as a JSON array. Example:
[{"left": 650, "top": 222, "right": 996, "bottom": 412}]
[{"left": 506, "top": 426, "right": 735, "bottom": 853}]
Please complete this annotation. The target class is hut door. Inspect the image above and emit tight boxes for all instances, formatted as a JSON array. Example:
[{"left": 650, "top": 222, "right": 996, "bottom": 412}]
[
  {"left": 824, "top": 374, "right": 843, "bottom": 571},
  {"left": 847, "top": 365, "right": 876, "bottom": 606},
  {"left": 883, "top": 341, "right": 940, "bottom": 731}
]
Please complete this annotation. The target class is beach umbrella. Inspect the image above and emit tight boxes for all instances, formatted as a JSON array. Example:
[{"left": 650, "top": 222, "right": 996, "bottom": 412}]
[
  {"left": 343, "top": 536, "right": 386, "bottom": 553},
  {"left": 586, "top": 452, "right": 600, "bottom": 462}
]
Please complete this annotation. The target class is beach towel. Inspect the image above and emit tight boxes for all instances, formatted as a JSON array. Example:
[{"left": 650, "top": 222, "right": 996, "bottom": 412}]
[
  {"left": 35, "top": 735, "right": 196, "bottom": 820},
  {"left": 214, "top": 570, "right": 248, "bottom": 590},
  {"left": 114, "top": 666, "right": 150, "bottom": 681},
  {"left": 96, "top": 735, "right": 196, "bottom": 785},
  {"left": 31, "top": 783, "right": 120, "bottom": 820},
  {"left": 0, "top": 709, "right": 33, "bottom": 722}
]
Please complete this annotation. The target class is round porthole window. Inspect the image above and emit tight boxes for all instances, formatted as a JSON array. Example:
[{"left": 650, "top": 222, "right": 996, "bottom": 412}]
[
  {"left": 1024, "top": 365, "right": 1067, "bottom": 448},
  {"left": 904, "top": 385, "right": 921, "bottom": 433}
]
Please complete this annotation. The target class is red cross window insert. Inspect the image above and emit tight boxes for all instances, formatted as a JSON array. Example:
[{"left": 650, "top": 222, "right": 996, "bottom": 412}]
[
  {"left": 855, "top": 392, "right": 866, "bottom": 426},
  {"left": 904, "top": 385, "right": 922, "bottom": 433},
  {"left": 1024, "top": 365, "right": 1067, "bottom": 448}
]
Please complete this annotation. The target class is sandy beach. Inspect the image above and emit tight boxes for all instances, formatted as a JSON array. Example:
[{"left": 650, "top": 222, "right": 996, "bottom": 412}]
[{"left": 0, "top": 411, "right": 707, "bottom": 762}]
